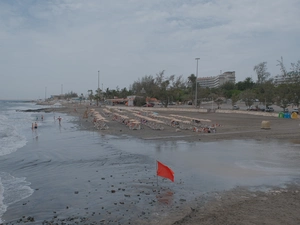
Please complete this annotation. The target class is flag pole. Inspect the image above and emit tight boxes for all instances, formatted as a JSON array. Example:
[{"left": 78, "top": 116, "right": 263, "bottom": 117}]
[{"left": 156, "top": 160, "right": 158, "bottom": 186}]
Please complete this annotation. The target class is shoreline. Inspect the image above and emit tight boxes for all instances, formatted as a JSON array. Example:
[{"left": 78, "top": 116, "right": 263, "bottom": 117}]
[{"left": 5, "top": 103, "right": 300, "bottom": 225}]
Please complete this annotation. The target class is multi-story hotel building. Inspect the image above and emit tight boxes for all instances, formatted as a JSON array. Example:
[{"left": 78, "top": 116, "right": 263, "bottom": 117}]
[
  {"left": 274, "top": 72, "right": 299, "bottom": 86},
  {"left": 274, "top": 74, "right": 286, "bottom": 86},
  {"left": 197, "top": 71, "right": 236, "bottom": 88}
]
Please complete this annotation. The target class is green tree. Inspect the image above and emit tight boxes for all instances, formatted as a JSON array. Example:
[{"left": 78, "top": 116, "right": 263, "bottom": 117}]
[
  {"left": 220, "top": 81, "right": 235, "bottom": 99},
  {"left": 231, "top": 92, "right": 240, "bottom": 106},
  {"left": 199, "top": 87, "right": 211, "bottom": 104},
  {"left": 290, "top": 60, "right": 300, "bottom": 83},
  {"left": 276, "top": 57, "right": 288, "bottom": 78},
  {"left": 187, "top": 74, "right": 196, "bottom": 103},
  {"left": 290, "top": 83, "right": 300, "bottom": 107},
  {"left": 131, "top": 75, "right": 156, "bottom": 98},
  {"left": 275, "top": 84, "right": 293, "bottom": 110},
  {"left": 64, "top": 91, "right": 78, "bottom": 99},
  {"left": 79, "top": 93, "right": 84, "bottom": 104},
  {"left": 276, "top": 57, "right": 300, "bottom": 107},
  {"left": 133, "top": 96, "right": 146, "bottom": 106},
  {"left": 119, "top": 87, "right": 133, "bottom": 98},
  {"left": 210, "top": 88, "right": 225, "bottom": 109},
  {"left": 240, "top": 89, "right": 256, "bottom": 107},
  {"left": 256, "top": 81, "right": 275, "bottom": 106},
  {"left": 130, "top": 71, "right": 189, "bottom": 106},
  {"left": 236, "top": 77, "right": 255, "bottom": 91},
  {"left": 88, "top": 90, "right": 93, "bottom": 103},
  {"left": 169, "top": 75, "right": 185, "bottom": 103},
  {"left": 277, "top": 58, "right": 300, "bottom": 84},
  {"left": 154, "top": 71, "right": 172, "bottom": 107},
  {"left": 214, "top": 97, "right": 224, "bottom": 109},
  {"left": 253, "top": 62, "right": 271, "bottom": 84}
]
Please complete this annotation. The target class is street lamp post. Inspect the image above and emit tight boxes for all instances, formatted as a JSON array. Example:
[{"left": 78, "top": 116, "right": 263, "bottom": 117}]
[
  {"left": 98, "top": 70, "right": 100, "bottom": 105},
  {"left": 45, "top": 86, "right": 47, "bottom": 101},
  {"left": 195, "top": 58, "right": 200, "bottom": 107}
]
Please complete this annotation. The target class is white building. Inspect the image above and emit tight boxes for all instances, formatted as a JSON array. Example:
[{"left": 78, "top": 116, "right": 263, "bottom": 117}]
[
  {"left": 197, "top": 71, "right": 236, "bottom": 88},
  {"left": 274, "top": 73, "right": 299, "bottom": 86},
  {"left": 127, "top": 95, "right": 136, "bottom": 106}
]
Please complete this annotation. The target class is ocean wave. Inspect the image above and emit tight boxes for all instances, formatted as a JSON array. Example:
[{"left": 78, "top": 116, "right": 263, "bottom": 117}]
[
  {"left": 0, "top": 179, "right": 7, "bottom": 224},
  {"left": 1, "top": 172, "right": 34, "bottom": 205},
  {"left": 0, "top": 135, "right": 27, "bottom": 157},
  {"left": 0, "top": 119, "right": 27, "bottom": 157},
  {"left": 0, "top": 109, "right": 29, "bottom": 156},
  {"left": 0, "top": 172, "right": 34, "bottom": 223}
]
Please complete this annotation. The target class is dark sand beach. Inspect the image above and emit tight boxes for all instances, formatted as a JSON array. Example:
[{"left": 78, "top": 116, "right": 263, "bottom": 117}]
[{"left": 1, "top": 103, "right": 300, "bottom": 225}]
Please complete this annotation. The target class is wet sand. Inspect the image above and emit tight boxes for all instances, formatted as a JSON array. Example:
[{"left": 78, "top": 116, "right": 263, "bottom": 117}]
[{"left": 3, "top": 103, "right": 300, "bottom": 225}]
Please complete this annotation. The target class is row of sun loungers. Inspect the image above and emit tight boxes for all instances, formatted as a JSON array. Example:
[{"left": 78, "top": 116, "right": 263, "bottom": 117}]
[
  {"left": 112, "top": 112, "right": 141, "bottom": 130},
  {"left": 143, "top": 113, "right": 193, "bottom": 130},
  {"left": 89, "top": 109, "right": 109, "bottom": 130},
  {"left": 103, "top": 108, "right": 112, "bottom": 117},
  {"left": 121, "top": 109, "right": 216, "bottom": 132},
  {"left": 109, "top": 108, "right": 165, "bottom": 130},
  {"left": 93, "top": 107, "right": 219, "bottom": 133},
  {"left": 142, "top": 111, "right": 219, "bottom": 132},
  {"left": 132, "top": 113, "right": 165, "bottom": 130}
]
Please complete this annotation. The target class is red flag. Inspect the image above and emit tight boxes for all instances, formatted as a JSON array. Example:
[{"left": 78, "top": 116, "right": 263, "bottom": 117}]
[{"left": 157, "top": 161, "right": 174, "bottom": 182}]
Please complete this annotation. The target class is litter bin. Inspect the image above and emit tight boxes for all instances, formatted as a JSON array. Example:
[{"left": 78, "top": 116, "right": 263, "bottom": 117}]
[
  {"left": 291, "top": 112, "right": 298, "bottom": 119},
  {"left": 278, "top": 112, "right": 284, "bottom": 118}
]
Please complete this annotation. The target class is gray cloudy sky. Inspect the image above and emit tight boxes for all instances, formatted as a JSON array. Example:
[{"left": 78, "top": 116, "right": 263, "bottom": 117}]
[{"left": 1, "top": 0, "right": 299, "bottom": 100}]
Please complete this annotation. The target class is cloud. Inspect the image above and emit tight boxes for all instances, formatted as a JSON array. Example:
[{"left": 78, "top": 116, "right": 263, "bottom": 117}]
[{"left": 0, "top": 0, "right": 299, "bottom": 99}]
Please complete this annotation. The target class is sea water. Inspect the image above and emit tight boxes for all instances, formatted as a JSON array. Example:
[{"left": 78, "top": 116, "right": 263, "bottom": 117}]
[{"left": 0, "top": 100, "right": 40, "bottom": 223}]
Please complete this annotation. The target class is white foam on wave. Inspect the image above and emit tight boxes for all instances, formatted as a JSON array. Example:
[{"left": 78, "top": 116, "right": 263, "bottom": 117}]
[
  {"left": 0, "top": 115, "right": 27, "bottom": 157},
  {"left": 0, "top": 135, "right": 27, "bottom": 156},
  {"left": 0, "top": 179, "right": 6, "bottom": 224},
  {"left": 0, "top": 172, "right": 34, "bottom": 223},
  {"left": 0, "top": 102, "right": 35, "bottom": 223}
]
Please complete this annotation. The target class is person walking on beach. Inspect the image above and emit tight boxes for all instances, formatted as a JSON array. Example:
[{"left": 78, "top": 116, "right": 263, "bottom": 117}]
[
  {"left": 57, "top": 116, "right": 62, "bottom": 124},
  {"left": 34, "top": 122, "right": 38, "bottom": 129}
]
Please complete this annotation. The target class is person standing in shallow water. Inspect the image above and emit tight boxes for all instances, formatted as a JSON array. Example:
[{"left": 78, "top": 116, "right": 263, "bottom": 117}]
[{"left": 57, "top": 116, "right": 62, "bottom": 124}]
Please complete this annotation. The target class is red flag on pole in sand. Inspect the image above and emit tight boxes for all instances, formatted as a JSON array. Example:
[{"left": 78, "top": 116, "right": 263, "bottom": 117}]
[{"left": 156, "top": 161, "right": 174, "bottom": 182}]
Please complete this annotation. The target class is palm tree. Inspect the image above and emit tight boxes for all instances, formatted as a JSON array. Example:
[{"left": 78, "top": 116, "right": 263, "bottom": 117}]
[
  {"left": 79, "top": 93, "right": 84, "bottom": 104},
  {"left": 188, "top": 74, "right": 196, "bottom": 104}
]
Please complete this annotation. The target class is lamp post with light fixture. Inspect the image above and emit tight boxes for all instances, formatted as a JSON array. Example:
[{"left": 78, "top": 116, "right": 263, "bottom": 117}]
[{"left": 195, "top": 58, "right": 200, "bottom": 107}]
